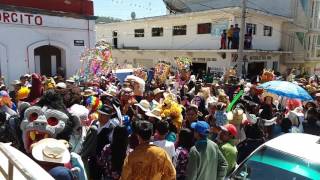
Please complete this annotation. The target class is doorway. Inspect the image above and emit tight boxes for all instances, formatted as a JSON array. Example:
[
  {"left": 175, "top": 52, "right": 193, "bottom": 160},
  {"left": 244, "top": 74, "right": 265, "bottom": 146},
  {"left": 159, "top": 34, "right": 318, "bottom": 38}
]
[
  {"left": 191, "top": 63, "right": 207, "bottom": 79},
  {"left": 113, "top": 31, "right": 118, "bottom": 49},
  {"left": 247, "top": 62, "right": 265, "bottom": 79},
  {"left": 34, "top": 45, "right": 62, "bottom": 77}
]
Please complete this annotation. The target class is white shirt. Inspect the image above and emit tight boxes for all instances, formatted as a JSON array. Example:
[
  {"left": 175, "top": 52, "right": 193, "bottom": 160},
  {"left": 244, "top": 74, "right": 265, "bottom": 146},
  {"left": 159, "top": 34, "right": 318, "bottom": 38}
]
[{"left": 152, "top": 140, "right": 176, "bottom": 165}]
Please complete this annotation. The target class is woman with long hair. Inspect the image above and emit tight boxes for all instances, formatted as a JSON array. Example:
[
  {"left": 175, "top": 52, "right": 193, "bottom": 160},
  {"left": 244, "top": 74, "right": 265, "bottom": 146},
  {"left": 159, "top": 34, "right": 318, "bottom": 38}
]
[
  {"left": 98, "top": 126, "right": 129, "bottom": 180},
  {"left": 176, "top": 128, "right": 194, "bottom": 180}
]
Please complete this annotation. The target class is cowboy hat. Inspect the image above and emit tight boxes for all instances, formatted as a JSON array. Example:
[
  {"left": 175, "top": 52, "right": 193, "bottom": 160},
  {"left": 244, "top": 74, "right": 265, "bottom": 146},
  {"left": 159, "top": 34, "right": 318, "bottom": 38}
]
[
  {"left": 153, "top": 88, "right": 164, "bottom": 95},
  {"left": 227, "top": 108, "right": 247, "bottom": 125},
  {"left": 135, "top": 100, "right": 151, "bottom": 112},
  {"left": 32, "top": 138, "right": 70, "bottom": 164},
  {"left": 11, "top": 80, "right": 21, "bottom": 86},
  {"left": 97, "top": 105, "right": 116, "bottom": 116},
  {"left": 261, "top": 92, "right": 278, "bottom": 101},
  {"left": 56, "top": 82, "right": 67, "bottom": 89},
  {"left": 145, "top": 108, "right": 162, "bottom": 120},
  {"left": 102, "top": 85, "right": 118, "bottom": 97},
  {"left": 81, "top": 89, "right": 97, "bottom": 97}
]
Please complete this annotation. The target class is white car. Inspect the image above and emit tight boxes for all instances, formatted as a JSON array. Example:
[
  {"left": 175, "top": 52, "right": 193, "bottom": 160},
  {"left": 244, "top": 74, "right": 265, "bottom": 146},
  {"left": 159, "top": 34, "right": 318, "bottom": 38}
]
[{"left": 229, "top": 133, "right": 320, "bottom": 180}]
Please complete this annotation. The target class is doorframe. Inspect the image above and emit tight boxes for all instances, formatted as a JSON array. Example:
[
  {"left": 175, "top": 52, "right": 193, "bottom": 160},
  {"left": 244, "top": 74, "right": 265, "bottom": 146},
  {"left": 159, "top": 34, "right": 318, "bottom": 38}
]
[
  {"left": 0, "top": 42, "right": 8, "bottom": 84},
  {"left": 27, "top": 40, "right": 70, "bottom": 76}
]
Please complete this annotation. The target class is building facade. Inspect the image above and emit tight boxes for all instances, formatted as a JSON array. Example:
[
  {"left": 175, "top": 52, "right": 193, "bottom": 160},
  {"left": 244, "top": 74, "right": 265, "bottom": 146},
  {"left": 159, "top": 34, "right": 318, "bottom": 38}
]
[
  {"left": 97, "top": 7, "right": 290, "bottom": 78},
  {"left": 0, "top": 0, "right": 95, "bottom": 84}
]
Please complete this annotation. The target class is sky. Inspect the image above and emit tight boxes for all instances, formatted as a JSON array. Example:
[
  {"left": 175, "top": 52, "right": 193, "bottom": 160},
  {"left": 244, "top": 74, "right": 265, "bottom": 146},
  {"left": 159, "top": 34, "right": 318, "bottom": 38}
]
[{"left": 94, "top": 0, "right": 167, "bottom": 20}]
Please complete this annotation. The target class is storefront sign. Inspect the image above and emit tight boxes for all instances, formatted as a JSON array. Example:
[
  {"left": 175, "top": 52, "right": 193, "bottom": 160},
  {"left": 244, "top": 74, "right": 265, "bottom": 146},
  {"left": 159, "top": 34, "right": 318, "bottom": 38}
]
[
  {"left": 74, "top": 40, "right": 85, "bottom": 46},
  {"left": 0, "top": 11, "right": 43, "bottom": 26}
]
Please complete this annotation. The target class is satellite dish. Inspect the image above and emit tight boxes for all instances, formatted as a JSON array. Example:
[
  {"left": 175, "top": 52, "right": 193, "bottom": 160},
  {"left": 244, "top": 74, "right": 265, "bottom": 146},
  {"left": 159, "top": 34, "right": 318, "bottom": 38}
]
[{"left": 131, "top": 12, "right": 136, "bottom": 20}]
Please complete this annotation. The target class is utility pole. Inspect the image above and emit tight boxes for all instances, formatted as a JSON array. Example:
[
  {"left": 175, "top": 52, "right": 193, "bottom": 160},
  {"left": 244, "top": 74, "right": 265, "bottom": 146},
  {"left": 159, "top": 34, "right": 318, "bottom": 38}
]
[{"left": 238, "top": 0, "right": 247, "bottom": 78}]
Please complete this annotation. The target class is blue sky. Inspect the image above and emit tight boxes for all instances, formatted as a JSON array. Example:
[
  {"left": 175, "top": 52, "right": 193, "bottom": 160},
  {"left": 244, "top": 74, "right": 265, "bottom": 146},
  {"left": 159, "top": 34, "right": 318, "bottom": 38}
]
[{"left": 94, "top": 0, "right": 167, "bottom": 20}]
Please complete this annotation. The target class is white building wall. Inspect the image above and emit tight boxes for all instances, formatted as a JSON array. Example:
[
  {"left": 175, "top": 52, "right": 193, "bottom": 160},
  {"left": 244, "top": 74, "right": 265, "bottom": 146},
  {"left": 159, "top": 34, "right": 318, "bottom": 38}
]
[
  {"left": 0, "top": 10, "right": 95, "bottom": 83},
  {"left": 97, "top": 10, "right": 285, "bottom": 51}
]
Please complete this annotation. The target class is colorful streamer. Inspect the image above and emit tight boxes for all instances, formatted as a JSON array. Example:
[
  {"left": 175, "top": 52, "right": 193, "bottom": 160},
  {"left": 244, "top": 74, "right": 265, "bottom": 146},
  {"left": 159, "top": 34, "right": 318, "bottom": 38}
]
[{"left": 227, "top": 90, "right": 244, "bottom": 112}]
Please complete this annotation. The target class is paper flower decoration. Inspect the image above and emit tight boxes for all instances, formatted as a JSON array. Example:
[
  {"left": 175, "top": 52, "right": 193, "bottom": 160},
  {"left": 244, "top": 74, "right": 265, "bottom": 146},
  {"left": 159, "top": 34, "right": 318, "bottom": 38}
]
[
  {"left": 17, "top": 87, "right": 30, "bottom": 100},
  {"left": 77, "top": 40, "right": 113, "bottom": 83},
  {"left": 133, "top": 68, "right": 148, "bottom": 81},
  {"left": 176, "top": 57, "right": 192, "bottom": 71},
  {"left": 160, "top": 94, "right": 183, "bottom": 131},
  {"left": 155, "top": 63, "right": 171, "bottom": 84}
]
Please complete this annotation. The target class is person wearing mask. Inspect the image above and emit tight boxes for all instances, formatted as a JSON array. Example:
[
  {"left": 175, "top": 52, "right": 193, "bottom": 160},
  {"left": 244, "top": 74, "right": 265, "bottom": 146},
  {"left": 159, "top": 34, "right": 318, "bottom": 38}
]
[
  {"left": 152, "top": 120, "right": 176, "bottom": 162},
  {"left": 98, "top": 126, "right": 129, "bottom": 180},
  {"left": 219, "top": 124, "right": 238, "bottom": 175},
  {"left": 176, "top": 128, "right": 194, "bottom": 180},
  {"left": 227, "top": 25, "right": 234, "bottom": 49},
  {"left": 120, "top": 121, "right": 176, "bottom": 180},
  {"left": 186, "top": 121, "right": 228, "bottom": 180}
]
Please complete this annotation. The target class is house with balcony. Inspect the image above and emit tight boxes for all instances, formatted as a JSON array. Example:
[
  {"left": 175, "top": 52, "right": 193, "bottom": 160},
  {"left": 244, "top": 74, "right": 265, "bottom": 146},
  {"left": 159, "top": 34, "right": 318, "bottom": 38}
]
[{"left": 97, "top": 0, "right": 293, "bottom": 78}]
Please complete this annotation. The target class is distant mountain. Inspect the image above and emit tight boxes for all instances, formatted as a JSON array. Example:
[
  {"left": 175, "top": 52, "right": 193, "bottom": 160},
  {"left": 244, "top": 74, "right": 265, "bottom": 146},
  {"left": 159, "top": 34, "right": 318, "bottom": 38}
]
[{"left": 96, "top": 16, "right": 122, "bottom": 23}]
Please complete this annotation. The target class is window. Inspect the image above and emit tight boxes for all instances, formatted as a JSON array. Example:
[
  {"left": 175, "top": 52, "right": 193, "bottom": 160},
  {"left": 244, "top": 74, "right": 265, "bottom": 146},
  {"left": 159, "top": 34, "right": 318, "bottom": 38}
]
[
  {"left": 134, "top": 29, "right": 144, "bottom": 37},
  {"left": 152, "top": 27, "right": 163, "bottom": 37},
  {"left": 317, "top": 49, "right": 320, "bottom": 57},
  {"left": 263, "top": 26, "right": 272, "bottom": 36},
  {"left": 246, "top": 23, "right": 256, "bottom": 35},
  {"left": 197, "top": 23, "right": 212, "bottom": 34},
  {"left": 173, "top": 25, "right": 187, "bottom": 36},
  {"left": 317, "top": 35, "right": 320, "bottom": 45}
]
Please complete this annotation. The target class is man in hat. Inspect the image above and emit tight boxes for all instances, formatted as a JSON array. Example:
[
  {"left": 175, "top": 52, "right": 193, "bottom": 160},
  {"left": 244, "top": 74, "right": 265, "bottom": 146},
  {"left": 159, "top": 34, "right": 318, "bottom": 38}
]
[
  {"left": 134, "top": 99, "right": 151, "bottom": 120},
  {"left": 89, "top": 105, "right": 120, "bottom": 179},
  {"left": 9, "top": 80, "right": 21, "bottom": 105},
  {"left": 218, "top": 124, "right": 238, "bottom": 175},
  {"left": 121, "top": 121, "right": 176, "bottom": 180},
  {"left": 186, "top": 121, "right": 228, "bottom": 180},
  {"left": 153, "top": 88, "right": 164, "bottom": 103}
]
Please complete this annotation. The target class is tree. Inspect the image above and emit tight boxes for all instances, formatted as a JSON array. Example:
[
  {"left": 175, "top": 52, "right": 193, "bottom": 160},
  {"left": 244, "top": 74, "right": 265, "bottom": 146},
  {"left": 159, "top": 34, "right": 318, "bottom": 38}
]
[
  {"left": 131, "top": 12, "right": 136, "bottom": 20},
  {"left": 95, "top": 16, "right": 122, "bottom": 24}
]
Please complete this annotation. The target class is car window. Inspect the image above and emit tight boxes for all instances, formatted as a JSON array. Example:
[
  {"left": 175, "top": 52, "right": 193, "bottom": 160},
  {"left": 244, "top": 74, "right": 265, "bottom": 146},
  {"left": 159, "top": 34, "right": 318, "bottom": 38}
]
[{"left": 230, "top": 146, "right": 320, "bottom": 180}]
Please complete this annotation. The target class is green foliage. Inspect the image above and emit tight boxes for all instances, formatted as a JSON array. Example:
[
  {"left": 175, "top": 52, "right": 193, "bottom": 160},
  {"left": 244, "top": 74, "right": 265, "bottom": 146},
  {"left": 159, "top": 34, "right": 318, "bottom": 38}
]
[{"left": 96, "top": 16, "right": 122, "bottom": 23}]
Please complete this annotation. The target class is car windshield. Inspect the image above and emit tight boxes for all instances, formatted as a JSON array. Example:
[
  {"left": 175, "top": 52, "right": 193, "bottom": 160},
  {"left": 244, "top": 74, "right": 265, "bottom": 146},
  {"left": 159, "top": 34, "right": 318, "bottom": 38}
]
[{"left": 231, "top": 146, "right": 320, "bottom": 180}]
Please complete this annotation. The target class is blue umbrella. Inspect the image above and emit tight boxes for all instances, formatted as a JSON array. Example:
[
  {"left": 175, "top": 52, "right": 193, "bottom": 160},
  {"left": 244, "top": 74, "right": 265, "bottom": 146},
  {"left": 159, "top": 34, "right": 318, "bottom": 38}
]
[{"left": 257, "top": 81, "right": 313, "bottom": 101}]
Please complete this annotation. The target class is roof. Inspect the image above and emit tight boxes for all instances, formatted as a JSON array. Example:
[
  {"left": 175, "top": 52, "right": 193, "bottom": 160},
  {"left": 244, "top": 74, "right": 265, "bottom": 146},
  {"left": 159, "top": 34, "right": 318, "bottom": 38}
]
[
  {"left": 98, "top": 7, "right": 291, "bottom": 26},
  {"left": 265, "top": 133, "right": 320, "bottom": 163},
  {"left": 163, "top": 0, "right": 293, "bottom": 18}
]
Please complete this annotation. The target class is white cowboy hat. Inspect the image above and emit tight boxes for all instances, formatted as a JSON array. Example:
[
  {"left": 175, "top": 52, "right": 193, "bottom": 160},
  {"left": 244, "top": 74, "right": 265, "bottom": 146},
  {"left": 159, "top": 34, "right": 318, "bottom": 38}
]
[
  {"left": 32, "top": 138, "right": 70, "bottom": 164},
  {"left": 135, "top": 100, "right": 151, "bottom": 112},
  {"left": 146, "top": 108, "right": 162, "bottom": 120},
  {"left": 153, "top": 88, "right": 165, "bottom": 95},
  {"left": 103, "top": 85, "right": 118, "bottom": 97},
  {"left": 56, "top": 82, "right": 67, "bottom": 89}
]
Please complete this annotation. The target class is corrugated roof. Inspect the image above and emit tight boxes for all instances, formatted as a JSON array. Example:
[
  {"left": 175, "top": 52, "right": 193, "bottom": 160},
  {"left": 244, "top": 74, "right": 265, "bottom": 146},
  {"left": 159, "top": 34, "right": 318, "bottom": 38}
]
[{"left": 164, "top": 0, "right": 293, "bottom": 18}]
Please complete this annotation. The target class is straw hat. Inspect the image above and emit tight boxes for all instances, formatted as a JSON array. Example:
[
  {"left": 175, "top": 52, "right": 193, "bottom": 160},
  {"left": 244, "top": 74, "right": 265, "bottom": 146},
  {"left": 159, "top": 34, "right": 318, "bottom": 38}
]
[
  {"left": 153, "top": 88, "right": 164, "bottom": 95},
  {"left": 146, "top": 108, "right": 162, "bottom": 120},
  {"left": 32, "top": 138, "right": 70, "bottom": 164},
  {"left": 103, "top": 85, "right": 118, "bottom": 97},
  {"left": 81, "top": 89, "right": 97, "bottom": 97},
  {"left": 135, "top": 100, "right": 151, "bottom": 112},
  {"left": 261, "top": 92, "right": 278, "bottom": 101},
  {"left": 227, "top": 108, "right": 247, "bottom": 125},
  {"left": 11, "top": 80, "right": 21, "bottom": 86}
]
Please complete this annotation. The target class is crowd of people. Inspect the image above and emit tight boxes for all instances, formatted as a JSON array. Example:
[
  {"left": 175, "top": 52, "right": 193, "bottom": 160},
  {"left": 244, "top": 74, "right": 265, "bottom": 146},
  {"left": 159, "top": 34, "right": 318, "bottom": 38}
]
[{"left": 0, "top": 67, "right": 319, "bottom": 180}]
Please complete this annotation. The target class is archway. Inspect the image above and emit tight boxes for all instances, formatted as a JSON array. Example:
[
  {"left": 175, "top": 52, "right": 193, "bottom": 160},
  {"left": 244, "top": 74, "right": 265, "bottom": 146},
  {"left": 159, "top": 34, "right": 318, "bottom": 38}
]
[
  {"left": 27, "top": 40, "right": 69, "bottom": 78},
  {"left": 34, "top": 45, "right": 62, "bottom": 77}
]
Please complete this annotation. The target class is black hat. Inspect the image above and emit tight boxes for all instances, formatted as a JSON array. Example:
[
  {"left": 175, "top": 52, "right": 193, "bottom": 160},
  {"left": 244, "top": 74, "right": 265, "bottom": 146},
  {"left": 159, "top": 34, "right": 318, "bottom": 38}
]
[{"left": 98, "top": 105, "right": 116, "bottom": 116}]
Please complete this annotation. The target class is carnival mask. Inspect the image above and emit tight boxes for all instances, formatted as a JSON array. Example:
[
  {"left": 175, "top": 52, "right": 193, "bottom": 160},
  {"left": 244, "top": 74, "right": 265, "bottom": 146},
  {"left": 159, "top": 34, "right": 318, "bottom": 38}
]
[{"left": 20, "top": 106, "right": 69, "bottom": 152}]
